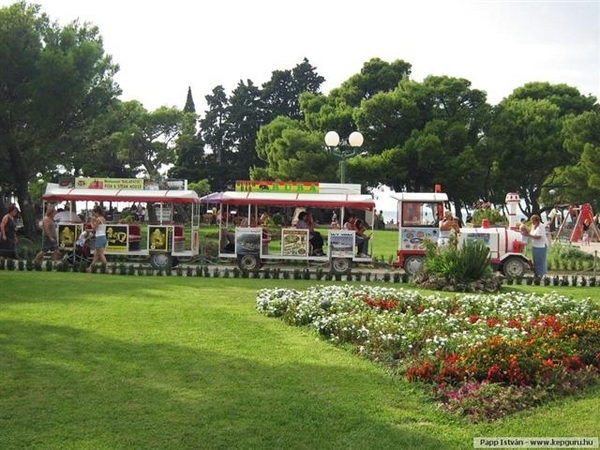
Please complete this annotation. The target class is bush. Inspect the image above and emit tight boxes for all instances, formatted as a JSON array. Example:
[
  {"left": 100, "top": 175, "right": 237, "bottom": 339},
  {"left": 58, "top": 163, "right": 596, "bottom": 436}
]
[
  {"left": 472, "top": 208, "right": 508, "bottom": 226},
  {"left": 549, "top": 242, "right": 593, "bottom": 260},
  {"left": 422, "top": 239, "right": 492, "bottom": 284}
]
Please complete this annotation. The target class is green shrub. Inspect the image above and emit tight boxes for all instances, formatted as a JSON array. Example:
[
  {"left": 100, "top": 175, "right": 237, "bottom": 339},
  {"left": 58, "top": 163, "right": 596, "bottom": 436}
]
[
  {"left": 472, "top": 208, "right": 508, "bottom": 226},
  {"left": 423, "top": 239, "right": 492, "bottom": 283},
  {"left": 549, "top": 242, "right": 593, "bottom": 260}
]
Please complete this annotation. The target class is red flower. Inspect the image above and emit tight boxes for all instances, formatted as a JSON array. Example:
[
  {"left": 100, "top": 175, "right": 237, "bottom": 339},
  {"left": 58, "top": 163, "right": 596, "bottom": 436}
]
[
  {"left": 486, "top": 364, "right": 503, "bottom": 382},
  {"left": 562, "top": 355, "right": 584, "bottom": 371},
  {"left": 361, "top": 295, "right": 398, "bottom": 311},
  {"left": 407, "top": 361, "right": 435, "bottom": 382},
  {"left": 486, "top": 318, "right": 502, "bottom": 327},
  {"left": 507, "top": 318, "right": 523, "bottom": 330}
]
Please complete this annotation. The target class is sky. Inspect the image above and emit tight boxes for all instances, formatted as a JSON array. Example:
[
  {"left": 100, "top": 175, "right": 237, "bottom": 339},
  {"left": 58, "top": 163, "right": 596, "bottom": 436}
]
[{"left": 2, "top": 0, "right": 598, "bottom": 112}]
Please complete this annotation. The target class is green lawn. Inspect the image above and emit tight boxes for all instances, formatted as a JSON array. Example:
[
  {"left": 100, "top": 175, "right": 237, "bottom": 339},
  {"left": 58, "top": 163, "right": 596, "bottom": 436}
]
[{"left": 1, "top": 272, "right": 598, "bottom": 450}]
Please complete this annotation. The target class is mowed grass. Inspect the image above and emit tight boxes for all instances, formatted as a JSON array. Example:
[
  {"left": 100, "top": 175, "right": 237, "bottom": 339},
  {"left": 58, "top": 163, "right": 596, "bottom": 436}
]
[{"left": 1, "top": 272, "right": 599, "bottom": 450}]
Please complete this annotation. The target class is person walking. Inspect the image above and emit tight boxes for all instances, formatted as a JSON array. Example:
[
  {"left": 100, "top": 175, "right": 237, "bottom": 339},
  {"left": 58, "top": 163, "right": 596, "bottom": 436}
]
[
  {"left": 330, "top": 211, "right": 339, "bottom": 228},
  {"left": 525, "top": 214, "right": 548, "bottom": 277},
  {"left": 0, "top": 204, "right": 19, "bottom": 260},
  {"left": 88, "top": 205, "right": 108, "bottom": 272},
  {"left": 33, "top": 207, "right": 61, "bottom": 265}
]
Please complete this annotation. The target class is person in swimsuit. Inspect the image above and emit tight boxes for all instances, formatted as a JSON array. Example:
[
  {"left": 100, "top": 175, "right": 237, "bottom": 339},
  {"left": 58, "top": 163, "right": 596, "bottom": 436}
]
[
  {"left": 33, "top": 207, "right": 61, "bottom": 265},
  {"left": 88, "top": 205, "right": 108, "bottom": 271},
  {"left": 0, "top": 204, "right": 19, "bottom": 260}
]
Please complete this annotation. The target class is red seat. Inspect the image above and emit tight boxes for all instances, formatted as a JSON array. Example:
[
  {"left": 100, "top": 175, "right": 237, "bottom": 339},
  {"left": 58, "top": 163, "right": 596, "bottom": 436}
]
[
  {"left": 174, "top": 226, "right": 185, "bottom": 242},
  {"left": 129, "top": 225, "right": 142, "bottom": 243}
]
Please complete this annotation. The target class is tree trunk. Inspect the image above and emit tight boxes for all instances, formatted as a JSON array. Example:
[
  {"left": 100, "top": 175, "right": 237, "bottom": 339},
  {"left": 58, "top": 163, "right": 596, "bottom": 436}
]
[
  {"left": 449, "top": 197, "right": 464, "bottom": 226},
  {"left": 7, "top": 139, "right": 38, "bottom": 239},
  {"left": 15, "top": 178, "right": 37, "bottom": 239}
]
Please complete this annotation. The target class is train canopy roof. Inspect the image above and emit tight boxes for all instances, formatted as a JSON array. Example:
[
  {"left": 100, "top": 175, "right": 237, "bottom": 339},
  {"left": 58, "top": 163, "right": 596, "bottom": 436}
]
[
  {"left": 200, "top": 191, "right": 375, "bottom": 210},
  {"left": 388, "top": 192, "right": 449, "bottom": 202},
  {"left": 43, "top": 183, "right": 201, "bottom": 204}
]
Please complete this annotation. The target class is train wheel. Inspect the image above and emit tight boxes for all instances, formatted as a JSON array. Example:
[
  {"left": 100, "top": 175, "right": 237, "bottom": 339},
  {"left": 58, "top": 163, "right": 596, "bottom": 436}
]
[
  {"left": 502, "top": 257, "right": 527, "bottom": 277},
  {"left": 331, "top": 257, "right": 352, "bottom": 275},
  {"left": 403, "top": 255, "right": 424, "bottom": 276},
  {"left": 237, "top": 254, "right": 260, "bottom": 272},
  {"left": 150, "top": 252, "right": 172, "bottom": 269}
]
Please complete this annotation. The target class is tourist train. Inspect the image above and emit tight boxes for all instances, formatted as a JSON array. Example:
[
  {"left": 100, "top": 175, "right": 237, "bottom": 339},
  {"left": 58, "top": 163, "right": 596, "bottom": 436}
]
[{"left": 42, "top": 178, "right": 531, "bottom": 276}]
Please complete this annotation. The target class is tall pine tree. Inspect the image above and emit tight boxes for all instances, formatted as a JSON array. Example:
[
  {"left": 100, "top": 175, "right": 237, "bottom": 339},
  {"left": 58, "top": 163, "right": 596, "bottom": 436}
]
[{"left": 184, "top": 86, "right": 196, "bottom": 113}]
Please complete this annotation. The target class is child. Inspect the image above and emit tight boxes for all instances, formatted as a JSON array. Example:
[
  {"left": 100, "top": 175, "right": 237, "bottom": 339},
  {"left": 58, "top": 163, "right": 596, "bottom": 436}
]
[
  {"left": 519, "top": 218, "right": 529, "bottom": 246},
  {"left": 582, "top": 218, "right": 591, "bottom": 246}
]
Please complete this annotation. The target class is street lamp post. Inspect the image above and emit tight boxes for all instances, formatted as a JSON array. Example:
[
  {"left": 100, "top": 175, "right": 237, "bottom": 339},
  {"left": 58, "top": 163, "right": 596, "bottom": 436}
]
[{"left": 324, "top": 130, "right": 364, "bottom": 184}]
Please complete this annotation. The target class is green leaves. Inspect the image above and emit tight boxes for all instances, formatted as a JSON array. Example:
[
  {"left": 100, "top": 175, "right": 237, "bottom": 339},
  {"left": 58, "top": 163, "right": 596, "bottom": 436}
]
[
  {"left": 1, "top": 1, "right": 120, "bottom": 237},
  {"left": 423, "top": 239, "right": 492, "bottom": 284}
]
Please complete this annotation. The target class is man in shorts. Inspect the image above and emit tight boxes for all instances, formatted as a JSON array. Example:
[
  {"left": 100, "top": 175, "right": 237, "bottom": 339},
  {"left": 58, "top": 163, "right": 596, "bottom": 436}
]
[{"left": 33, "top": 208, "right": 61, "bottom": 265}]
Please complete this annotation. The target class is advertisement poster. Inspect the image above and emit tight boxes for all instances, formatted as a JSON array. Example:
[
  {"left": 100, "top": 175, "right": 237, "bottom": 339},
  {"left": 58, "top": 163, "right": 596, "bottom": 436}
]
[
  {"left": 61, "top": 177, "right": 186, "bottom": 191},
  {"left": 149, "top": 226, "right": 171, "bottom": 251},
  {"left": 58, "top": 224, "right": 83, "bottom": 249},
  {"left": 73, "top": 177, "right": 144, "bottom": 190},
  {"left": 464, "top": 233, "right": 491, "bottom": 246},
  {"left": 400, "top": 228, "right": 438, "bottom": 250},
  {"left": 235, "top": 180, "right": 319, "bottom": 193},
  {"left": 329, "top": 230, "right": 355, "bottom": 258},
  {"left": 281, "top": 229, "right": 309, "bottom": 256},
  {"left": 463, "top": 233, "right": 498, "bottom": 257},
  {"left": 235, "top": 228, "right": 262, "bottom": 256},
  {"left": 106, "top": 225, "right": 129, "bottom": 253}
]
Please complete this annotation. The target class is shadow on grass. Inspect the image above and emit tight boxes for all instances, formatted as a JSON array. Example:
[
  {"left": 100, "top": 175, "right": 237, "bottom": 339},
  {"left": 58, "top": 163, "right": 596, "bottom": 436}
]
[{"left": 0, "top": 317, "right": 458, "bottom": 450}]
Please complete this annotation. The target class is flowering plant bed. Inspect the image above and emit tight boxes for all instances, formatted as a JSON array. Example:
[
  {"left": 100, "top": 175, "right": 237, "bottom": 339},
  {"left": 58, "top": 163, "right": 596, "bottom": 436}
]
[{"left": 256, "top": 285, "right": 600, "bottom": 422}]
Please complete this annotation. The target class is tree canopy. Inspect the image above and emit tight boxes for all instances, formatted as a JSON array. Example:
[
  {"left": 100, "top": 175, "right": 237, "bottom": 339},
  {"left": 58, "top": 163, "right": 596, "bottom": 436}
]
[{"left": 0, "top": 1, "right": 120, "bottom": 236}]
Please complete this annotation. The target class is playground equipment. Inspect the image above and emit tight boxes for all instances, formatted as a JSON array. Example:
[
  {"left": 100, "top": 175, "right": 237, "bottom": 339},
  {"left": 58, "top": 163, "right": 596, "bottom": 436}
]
[{"left": 553, "top": 203, "right": 600, "bottom": 244}]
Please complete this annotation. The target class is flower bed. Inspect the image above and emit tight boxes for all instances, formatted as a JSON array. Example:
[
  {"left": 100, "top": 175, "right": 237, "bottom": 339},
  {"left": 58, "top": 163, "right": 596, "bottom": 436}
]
[{"left": 256, "top": 286, "right": 600, "bottom": 422}]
